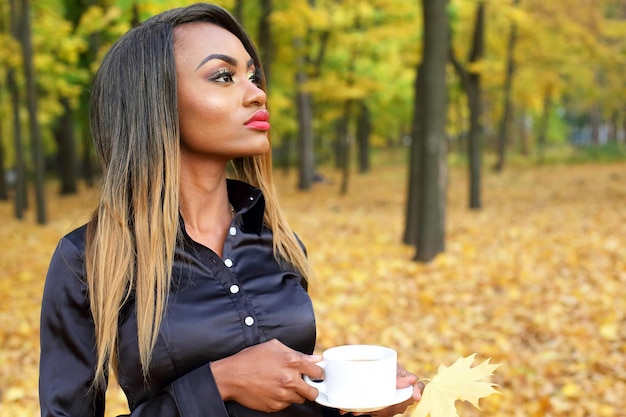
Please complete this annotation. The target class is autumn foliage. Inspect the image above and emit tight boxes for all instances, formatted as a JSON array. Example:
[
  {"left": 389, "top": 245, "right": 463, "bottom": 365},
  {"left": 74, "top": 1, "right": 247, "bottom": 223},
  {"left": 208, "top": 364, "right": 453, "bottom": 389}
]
[{"left": 1, "top": 161, "right": 625, "bottom": 417}]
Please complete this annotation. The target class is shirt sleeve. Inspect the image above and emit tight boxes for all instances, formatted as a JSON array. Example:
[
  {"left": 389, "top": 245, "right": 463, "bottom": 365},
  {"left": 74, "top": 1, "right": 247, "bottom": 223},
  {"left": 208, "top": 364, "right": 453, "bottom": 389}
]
[
  {"left": 39, "top": 236, "right": 107, "bottom": 417},
  {"left": 125, "top": 365, "right": 229, "bottom": 416},
  {"left": 39, "top": 236, "right": 231, "bottom": 417}
]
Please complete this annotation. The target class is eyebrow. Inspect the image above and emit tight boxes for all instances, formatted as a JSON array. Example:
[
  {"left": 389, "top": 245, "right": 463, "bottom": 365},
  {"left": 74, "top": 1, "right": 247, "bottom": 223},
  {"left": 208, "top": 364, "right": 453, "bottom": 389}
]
[{"left": 195, "top": 54, "right": 255, "bottom": 72}]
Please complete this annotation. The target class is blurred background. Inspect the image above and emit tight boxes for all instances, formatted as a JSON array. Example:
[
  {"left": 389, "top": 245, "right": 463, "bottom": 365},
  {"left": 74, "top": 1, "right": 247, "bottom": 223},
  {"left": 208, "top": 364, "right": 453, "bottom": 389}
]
[{"left": 0, "top": 0, "right": 624, "bottom": 416}]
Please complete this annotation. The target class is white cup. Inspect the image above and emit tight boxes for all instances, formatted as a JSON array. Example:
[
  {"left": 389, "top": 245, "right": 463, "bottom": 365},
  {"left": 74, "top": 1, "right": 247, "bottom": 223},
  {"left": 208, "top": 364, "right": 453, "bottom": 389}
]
[{"left": 306, "top": 345, "right": 397, "bottom": 408}]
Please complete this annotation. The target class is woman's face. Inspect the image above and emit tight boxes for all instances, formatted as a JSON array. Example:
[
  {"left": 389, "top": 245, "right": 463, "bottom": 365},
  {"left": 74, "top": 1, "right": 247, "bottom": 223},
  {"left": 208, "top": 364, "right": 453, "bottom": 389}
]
[{"left": 174, "top": 23, "right": 270, "bottom": 163}]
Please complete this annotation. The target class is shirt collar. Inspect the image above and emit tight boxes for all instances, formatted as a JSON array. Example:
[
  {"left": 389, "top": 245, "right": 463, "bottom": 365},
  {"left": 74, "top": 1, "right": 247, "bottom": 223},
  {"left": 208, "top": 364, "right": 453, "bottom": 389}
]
[{"left": 227, "top": 179, "right": 265, "bottom": 235}]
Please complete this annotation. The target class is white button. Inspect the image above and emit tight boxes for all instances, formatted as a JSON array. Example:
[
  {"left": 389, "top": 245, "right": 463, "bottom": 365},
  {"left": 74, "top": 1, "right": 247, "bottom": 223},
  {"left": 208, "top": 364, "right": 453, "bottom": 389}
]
[
  {"left": 229, "top": 284, "right": 239, "bottom": 294},
  {"left": 249, "top": 196, "right": 254, "bottom": 200},
  {"left": 244, "top": 316, "right": 254, "bottom": 326},
  {"left": 224, "top": 259, "right": 233, "bottom": 267},
  {"left": 229, "top": 227, "right": 237, "bottom": 236}
]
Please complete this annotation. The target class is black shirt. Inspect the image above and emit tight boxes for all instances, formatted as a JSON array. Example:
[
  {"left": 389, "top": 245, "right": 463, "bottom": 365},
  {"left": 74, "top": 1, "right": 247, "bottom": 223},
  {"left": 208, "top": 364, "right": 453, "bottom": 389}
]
[{"left": 39, "top": 180, "right": 338, "bottom": 417}]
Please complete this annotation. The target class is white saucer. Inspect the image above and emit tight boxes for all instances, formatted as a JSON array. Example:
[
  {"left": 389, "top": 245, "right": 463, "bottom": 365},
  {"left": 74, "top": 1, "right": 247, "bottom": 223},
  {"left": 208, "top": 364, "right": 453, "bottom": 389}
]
[{"left": 305, "top": 381, "right": 413, "bottom": 413}]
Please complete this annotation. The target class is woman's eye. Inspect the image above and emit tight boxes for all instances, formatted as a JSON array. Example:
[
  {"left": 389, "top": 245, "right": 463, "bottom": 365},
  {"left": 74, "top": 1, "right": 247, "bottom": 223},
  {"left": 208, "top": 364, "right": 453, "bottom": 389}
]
[
  {"left": 248, "top": 69, "right": 262, "bottom": 87},
  {"left": 211, "top": 68, "right": 235, "bottom": 83}
]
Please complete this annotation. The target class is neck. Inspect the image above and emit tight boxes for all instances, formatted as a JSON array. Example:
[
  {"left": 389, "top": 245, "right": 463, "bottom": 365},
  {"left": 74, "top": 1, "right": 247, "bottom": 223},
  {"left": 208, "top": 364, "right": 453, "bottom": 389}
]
[{"left": 178, "top": 156, "right": 232, "bottom": 255}]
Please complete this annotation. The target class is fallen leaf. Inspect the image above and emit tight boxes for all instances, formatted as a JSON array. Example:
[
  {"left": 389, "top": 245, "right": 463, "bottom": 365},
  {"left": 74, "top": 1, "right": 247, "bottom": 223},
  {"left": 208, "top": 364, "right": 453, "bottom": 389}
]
[{"left": 412, "top": 354, "right": 501, "bottom": 417}]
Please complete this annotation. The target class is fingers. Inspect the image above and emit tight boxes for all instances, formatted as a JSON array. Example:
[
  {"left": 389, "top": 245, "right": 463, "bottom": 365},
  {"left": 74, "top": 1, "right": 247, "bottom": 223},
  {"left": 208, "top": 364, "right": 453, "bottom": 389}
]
[
  {"left": 396, "top": 363, "right": 419, "bottom": 388},
  {"left": 214, "top": 340, "right": 324, "bottom": 412},
  {"left": 295, "top": 378, "right": 321, "bottom": 402},
  {"left": 299, "top": 352, "right": 324, "bottom": 380},
  {"left": 396, "top": 362, "right": 424, "bottom": 402},
  {"left": 396, "top": 373, "right": 418, "bottom": 388},
  {"left": 267, "top": 341, "right": 323, "bottom": 403},
  {"left": 293, "top": 352, "right": 324, "bottom": 401},
  {"left": 303, "top": 353, "right": 323, "bottom": 363},
  {"left": 413, "top": 379, "right": 425, "bottom": 401}
]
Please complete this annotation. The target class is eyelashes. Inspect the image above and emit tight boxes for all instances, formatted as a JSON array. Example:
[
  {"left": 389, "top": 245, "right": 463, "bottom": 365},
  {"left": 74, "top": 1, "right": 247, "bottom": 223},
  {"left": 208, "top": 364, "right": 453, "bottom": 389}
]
[
  {"left": 210, "top": 67, "right": 235, "bottom": 83},
  {"left": 248, "top": 68, "right": 263, "bottom": 87},
  {"left": 209, "top": 67, "right": 262, "bottom": 87}
]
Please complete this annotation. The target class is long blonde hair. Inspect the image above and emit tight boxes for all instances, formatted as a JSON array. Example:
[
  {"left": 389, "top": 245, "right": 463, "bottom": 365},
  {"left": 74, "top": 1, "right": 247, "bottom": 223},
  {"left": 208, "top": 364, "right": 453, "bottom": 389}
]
[{"left": 86, "top": 3, "right": 311, "bottom": 388}]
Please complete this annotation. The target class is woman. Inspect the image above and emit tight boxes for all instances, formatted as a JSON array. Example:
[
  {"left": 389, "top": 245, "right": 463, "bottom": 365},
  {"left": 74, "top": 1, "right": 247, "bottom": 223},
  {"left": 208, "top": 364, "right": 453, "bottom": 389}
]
[{"left": 39, "top": 3, "right": 422, "bottom": 416}]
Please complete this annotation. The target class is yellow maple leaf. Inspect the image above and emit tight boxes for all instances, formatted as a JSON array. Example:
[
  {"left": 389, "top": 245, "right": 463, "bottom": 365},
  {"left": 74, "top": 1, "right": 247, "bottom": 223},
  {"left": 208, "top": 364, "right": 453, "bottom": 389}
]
[{"left": 412, "top": 354, "right": 501, "bottom": 417}]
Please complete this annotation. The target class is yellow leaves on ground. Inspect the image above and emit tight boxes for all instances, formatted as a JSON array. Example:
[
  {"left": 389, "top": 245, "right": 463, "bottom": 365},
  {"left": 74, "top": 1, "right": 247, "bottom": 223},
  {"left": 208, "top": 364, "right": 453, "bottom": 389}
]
[
  {"left": 282, "top": 162, "right": 626, "bottom": 417},
  {"left": 412, "top": 354, "right": 500, "bottom": 417},
  {"left": 0, "top": 185, "right": 95, "bottom": 417},
  {"left": 0, "top": 161, "right": 625, "bottom": 417}
]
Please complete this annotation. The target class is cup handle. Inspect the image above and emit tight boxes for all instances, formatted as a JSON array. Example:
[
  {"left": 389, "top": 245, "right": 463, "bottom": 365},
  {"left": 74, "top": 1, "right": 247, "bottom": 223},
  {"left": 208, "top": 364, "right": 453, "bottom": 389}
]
[{"left": 303, "top": 361, "right": 326, "bottom": 395}]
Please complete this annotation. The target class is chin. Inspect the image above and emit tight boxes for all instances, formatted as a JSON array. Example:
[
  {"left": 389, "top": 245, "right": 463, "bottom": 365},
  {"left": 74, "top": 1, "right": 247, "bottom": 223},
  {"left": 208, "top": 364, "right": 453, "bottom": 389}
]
[{"left": 243, "top": 138, "right": 271, "bottom": 156}]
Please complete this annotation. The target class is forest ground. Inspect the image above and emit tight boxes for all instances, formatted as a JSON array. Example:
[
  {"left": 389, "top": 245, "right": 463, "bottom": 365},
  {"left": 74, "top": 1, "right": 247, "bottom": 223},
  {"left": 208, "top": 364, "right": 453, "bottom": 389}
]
[{"left": 1, "top": 159, "right": 624, "bottom": 417}]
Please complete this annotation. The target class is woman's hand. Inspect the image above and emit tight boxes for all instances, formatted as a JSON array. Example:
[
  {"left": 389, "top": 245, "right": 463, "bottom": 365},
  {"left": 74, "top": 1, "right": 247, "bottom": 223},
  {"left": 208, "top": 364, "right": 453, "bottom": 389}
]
[
  {"left": 342, "top": 363, "right": 424, "bottom": 417},
  {"left": 211, "top": 339, "right": 324, "bottom": 413}
]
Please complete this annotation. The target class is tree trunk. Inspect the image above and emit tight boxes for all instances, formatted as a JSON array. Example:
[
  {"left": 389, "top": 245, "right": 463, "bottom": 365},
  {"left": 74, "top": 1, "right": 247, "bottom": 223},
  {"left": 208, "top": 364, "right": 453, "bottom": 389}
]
[
  {"left": 295, "top": 89, "right": 315, "bottom": 190},
  {"left": 9, "top": 0, "right": 27, "bottom": 218},
  {"left": 293, "top": 0, "right": 323, "bottom": 191},
  {"left": 55, "top": 98, "right": 78, "bottom": 194},
  {"left": 609, "top": 110, "right": 618, "bottom": 143},
  {"left": 412, "top": 0, "right": 448, "bottom": 262},
  {"left": 82, "top": 0, "right": 102, "bottom": 187},
  {"left": 467, "top": 73, "right": 482, "bottom": 210},
  {"left": 0, "top": 11, "right": 7, "bottom": 200},
  {"left": 356, "top": 100, "right": 371, "bottom": 173},
  {"left": 449, "top": 1, "right": 484, "bottom": 210},
  {"left": 130, "top": 2, "right": 140, "bottom": 27},
  {"left": 62, "top": 0, "right": 98, "bottom": 188},
  {"left": 294, "top": 0, "right": 328, "bottom": 191},
  {"left": 537, "top": 90, "right": 552, "bottom": 164},
  {"left": 452, "top": 87, "right": 466, "bottom": 155},
  {"left": 0, "top": 113, "right": 7, "bottom": 200},
  {"left": 337, "top": 43, "right": 357, "bottom": 193},
  {"left": 333, "top": 121, "right": 343, "bottom": 169},
  {"left": 622, "top": 103, "right": 626, "bottom": 143},
  {"left": 233, "top": 0, "right": 244, "bottom": 24},
  {"left": 338, "top": 100, "right": 353, "bottom": 195},
  {"left": 81, "top": 121, "right": 96, "bottom": 186},
  {"left": 21, "top": 0, "right": 46, "bottom": 223},
  {"left": 295, "top": 35, "right": 315, "bottom": 190},
  {"left": 277, "top": 133, "right": 292, "bottom": 174},
  {"left": 518, "top": 107, "right": 530, "bottom": 155},
  {"left": 493, "top": 0, "right": 519, "bottom": 172},
  {"left": 8, "top": 67, "right": 27, "bottom": 217},
  {"left": 467, "top": 2, "right": 484, "bottom": 210},
  {"left": 590, "top": 104, "right": 601, "bottom": 145},
  {"left": 590, "top": 68, "right": 603, "bottom": 145},
  {"left": 9, "top": 62, "right": 27, "bottom": 216},
  {"left": 258, "top": 0, "right": 273, "bottom": 89},
  {"left": 403, "top": 64, "right": 425, "bottom": 247}
]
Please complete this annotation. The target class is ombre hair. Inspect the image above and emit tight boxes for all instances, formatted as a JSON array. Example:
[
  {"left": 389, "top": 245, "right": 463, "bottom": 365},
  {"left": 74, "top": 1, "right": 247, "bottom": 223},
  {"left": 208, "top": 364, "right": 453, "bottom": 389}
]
[{"left": 86, "top": 2, "right": 311, "bottom": 388}]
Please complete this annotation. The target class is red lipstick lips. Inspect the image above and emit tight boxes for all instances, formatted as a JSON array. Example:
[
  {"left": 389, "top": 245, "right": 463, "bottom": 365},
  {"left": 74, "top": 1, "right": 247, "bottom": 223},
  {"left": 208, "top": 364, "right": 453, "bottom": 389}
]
[{"left": 245, "top": 109, "right": 270, "bottom": 131}]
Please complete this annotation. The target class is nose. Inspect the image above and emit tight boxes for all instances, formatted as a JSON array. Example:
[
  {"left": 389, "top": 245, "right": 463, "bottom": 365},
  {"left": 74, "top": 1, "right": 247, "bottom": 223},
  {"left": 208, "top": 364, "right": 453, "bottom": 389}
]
[{"left": 243, "top": 79, "right": 266, "bottom": 107}]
